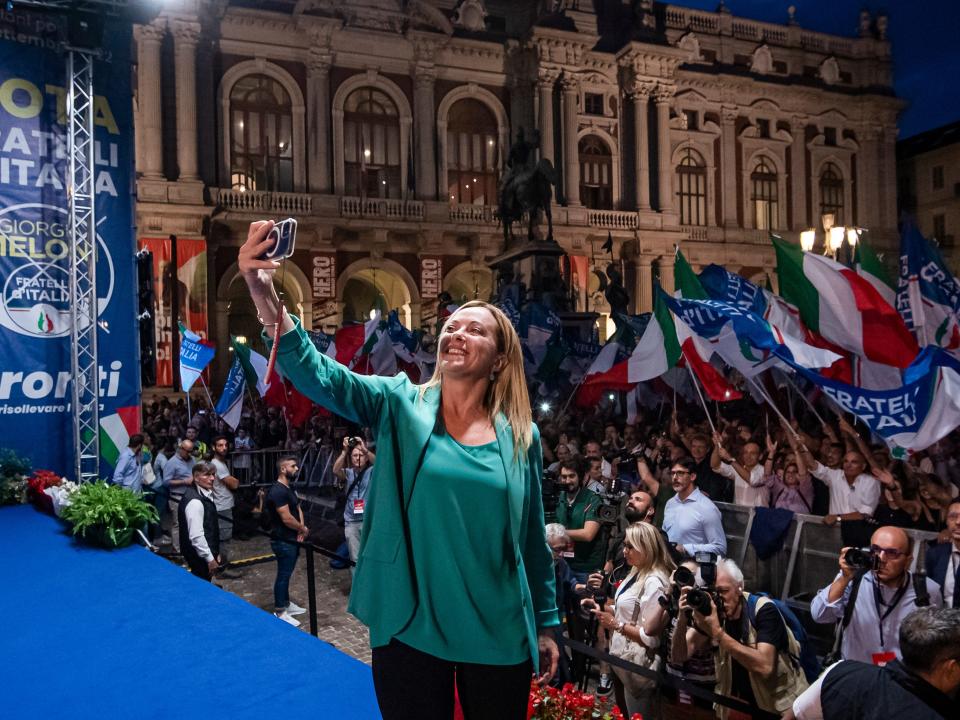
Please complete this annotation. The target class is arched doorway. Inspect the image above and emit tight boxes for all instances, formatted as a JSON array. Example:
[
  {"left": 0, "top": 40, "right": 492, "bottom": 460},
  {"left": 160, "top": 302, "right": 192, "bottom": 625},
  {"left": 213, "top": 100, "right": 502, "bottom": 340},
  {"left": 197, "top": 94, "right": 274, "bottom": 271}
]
[
  {"left": 341, "top": 267, "right": 413, "bottom": 328},
  {"left": 444, "top": 262, "right": 493, "bottom": 305}
]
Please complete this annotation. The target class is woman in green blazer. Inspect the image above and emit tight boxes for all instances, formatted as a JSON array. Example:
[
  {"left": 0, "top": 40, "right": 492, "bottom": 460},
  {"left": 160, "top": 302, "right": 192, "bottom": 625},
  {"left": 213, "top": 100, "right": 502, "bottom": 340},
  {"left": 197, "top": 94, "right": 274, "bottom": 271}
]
[{"left": 239, "top": 221, "right": 559, "bottom": 720}]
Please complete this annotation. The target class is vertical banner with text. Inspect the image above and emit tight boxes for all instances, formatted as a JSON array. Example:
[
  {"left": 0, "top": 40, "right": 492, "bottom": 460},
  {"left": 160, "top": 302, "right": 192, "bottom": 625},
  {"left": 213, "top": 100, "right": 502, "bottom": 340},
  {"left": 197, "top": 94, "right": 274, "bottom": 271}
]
[
  {"left": 312, "top": 252, "right": 336, "bottom": 300},
  {"left": 0, "top": 11, "right": 139, "bottom": 475},
  {"left": 139, "top": 237, "right": 209, "bottom": 387}
]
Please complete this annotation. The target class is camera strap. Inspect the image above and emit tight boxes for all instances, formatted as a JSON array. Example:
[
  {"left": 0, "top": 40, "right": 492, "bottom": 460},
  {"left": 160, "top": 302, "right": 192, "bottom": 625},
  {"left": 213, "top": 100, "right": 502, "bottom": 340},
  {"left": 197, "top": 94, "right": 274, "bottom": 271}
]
[
  {"left": 827, "top": 569, "right": 867, "bottom": 663},
  {"left": 872, "top": 574, "right": 909, "bottom": 649}
]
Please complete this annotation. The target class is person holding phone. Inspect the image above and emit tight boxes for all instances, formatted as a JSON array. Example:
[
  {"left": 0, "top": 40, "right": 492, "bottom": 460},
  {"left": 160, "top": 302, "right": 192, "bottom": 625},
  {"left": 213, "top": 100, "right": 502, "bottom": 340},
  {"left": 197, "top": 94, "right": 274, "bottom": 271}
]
[{"left": 238, "top": 220, "right": 558, "bottom": 720}]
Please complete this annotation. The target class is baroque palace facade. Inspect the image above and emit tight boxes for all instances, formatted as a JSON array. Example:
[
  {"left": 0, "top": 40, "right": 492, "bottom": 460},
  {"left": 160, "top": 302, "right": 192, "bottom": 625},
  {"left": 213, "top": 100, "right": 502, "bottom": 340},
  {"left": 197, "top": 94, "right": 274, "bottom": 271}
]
[{"left": 134, "top": 0, "right": 903, "bottom": 384}]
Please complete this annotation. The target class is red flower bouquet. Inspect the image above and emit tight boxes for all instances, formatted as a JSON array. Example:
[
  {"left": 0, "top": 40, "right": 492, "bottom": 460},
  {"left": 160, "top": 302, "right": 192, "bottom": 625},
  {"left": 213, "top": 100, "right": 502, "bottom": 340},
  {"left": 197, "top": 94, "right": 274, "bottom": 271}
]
[
  {"left": 527, "top": 680, "right": 642, "bottom": 720},
  {"left": 27, "top": 469, "right": 62, "bottom": 515}
]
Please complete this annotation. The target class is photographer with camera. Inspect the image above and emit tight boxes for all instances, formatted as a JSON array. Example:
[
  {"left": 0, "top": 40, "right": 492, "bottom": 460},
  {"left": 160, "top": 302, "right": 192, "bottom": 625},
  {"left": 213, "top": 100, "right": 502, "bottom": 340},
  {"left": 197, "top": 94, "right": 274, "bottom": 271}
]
[
  {"left": 334, "top": 434, "right": 376, "bottom": 578},
  {"left": 662, "top": 458, "right": 727, "bottom": 560},
  {"left": 675, "top": 558, "right": 810, "bottom": 718},
  {"left": 810, "top": 525, "right": 942, "bottom": 664},
  {"left": 581, "top": 522, "right": 675, "bottom": 719}
]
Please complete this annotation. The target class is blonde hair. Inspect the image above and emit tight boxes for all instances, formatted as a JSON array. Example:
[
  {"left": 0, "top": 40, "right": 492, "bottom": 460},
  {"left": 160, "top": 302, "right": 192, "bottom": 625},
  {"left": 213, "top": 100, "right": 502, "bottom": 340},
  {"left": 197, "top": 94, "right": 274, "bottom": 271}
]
[
  {"left": 623, "top": 522, "right": 676, "bottom": 581},
  {"left": 418, "top": 300, "right": 533, "bottom": 455}
]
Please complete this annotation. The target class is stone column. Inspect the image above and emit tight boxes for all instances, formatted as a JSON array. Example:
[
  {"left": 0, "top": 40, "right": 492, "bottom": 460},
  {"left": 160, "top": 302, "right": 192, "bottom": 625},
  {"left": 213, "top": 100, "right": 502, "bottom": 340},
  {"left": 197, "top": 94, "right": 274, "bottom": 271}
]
[
  {"left": 720, "top": 106, "right": 739, "bottom": 228},
  {"left": 414, "top": 67, "right": 438, "bottom": 201},
  {"left": 658, "top": 254, "right": 675, "bottom": 295},
  {"left": 536, "top": 69, "right": 557, "bottom": 165},
  {"left": 654, "top": 84, "right": 676, "bottom": 215},
  {"left": 880, "top": 126, "right": 898, "bottom": 230},
  {"left": 634, "top": 256, "right": 653, "bottom": 313},
  {"left": 171, "top": 19, "right": 201, "bottom": 181},
  {"left": 560, "top": 75, "right": 581, "bottom": 206},
  {"left": 631, "top": 83, "right": 653, "bottom": 211},
  {"left": 306, "top": 48, "right": 332, "bottom": 194},
  {"left": 136, "top": 21, "right": 165, "bottom": 179},
  {"left": 790, "top": 114, "right": 808, "bottom": 230},
  {"left": 509, "top": 78, "right": 535, "bottom": 139}
]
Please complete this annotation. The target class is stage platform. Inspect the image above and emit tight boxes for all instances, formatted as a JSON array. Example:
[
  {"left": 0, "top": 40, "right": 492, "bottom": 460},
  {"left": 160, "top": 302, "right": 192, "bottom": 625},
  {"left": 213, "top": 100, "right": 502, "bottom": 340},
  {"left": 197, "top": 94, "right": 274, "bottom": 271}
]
[{"left": 0, "top": 505, "right": 381, "bottom": 719}]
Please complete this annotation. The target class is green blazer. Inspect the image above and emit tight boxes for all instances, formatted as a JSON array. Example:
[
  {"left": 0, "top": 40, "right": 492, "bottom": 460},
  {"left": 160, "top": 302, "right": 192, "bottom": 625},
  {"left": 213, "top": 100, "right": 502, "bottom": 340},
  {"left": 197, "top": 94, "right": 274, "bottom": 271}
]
[{"left": 271, "top": 320, "right": 559, "bottom": 669}]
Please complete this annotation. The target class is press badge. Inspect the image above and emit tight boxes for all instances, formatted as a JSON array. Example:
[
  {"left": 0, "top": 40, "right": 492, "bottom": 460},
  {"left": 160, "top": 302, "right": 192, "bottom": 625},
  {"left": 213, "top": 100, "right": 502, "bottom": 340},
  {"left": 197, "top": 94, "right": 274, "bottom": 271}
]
[
  {"left": 562, "top": 551, "right": 575, "bottom": 559},
  {"left": 871, "top": 652, "right": 895, "bottom": 666},
  {"left": 353, "top": 499, "right": 365, "bottom": 515}
]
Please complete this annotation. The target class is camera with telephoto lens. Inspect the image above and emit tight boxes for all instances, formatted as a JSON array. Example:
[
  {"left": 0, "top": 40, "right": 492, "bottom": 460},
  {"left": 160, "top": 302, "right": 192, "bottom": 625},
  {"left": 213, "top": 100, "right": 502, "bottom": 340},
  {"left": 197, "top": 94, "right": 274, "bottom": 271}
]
[
  {"left": 685, "top": 552, "right": 724, "bottom": 622},
  {"left": 542, "top": 468, "right": 560, "bottom": 518},
  {"left": 844, "top": 546, "right": 876, "bottom": 571},
  {"left": 659, "top": 564, "right": 697, "bottom": 618}
]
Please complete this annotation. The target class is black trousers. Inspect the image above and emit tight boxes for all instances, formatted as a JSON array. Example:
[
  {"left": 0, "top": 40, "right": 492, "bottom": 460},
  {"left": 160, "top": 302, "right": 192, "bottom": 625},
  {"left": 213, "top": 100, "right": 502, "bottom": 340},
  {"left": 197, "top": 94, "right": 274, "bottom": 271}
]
[{"left": 371, "top": 639, "right": 532, "bottom": 720}]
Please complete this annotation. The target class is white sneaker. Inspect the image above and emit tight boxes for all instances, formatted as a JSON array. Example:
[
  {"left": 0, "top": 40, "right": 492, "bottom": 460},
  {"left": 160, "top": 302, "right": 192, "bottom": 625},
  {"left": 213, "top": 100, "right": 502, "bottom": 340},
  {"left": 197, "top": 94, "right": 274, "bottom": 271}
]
[
  {"left": 275, "top": 611, "right": 301, "bottom": 627},
  {"left": 286, "top": 601, "right": 307, "bottom": 616}
]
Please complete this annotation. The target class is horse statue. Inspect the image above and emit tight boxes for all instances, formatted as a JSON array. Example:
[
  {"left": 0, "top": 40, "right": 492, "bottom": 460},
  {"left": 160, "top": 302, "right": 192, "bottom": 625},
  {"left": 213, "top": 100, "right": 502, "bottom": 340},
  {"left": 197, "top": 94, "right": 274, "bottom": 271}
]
[{"left": 497, "top": 128, "right": 558, "bottom": 246}]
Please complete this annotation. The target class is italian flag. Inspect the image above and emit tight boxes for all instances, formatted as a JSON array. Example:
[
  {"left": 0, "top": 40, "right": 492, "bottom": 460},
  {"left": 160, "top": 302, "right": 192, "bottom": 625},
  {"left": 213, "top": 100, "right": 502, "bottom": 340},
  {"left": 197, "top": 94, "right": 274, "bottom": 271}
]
[
  {"left": 773, "top": 234, "right": 918, "bottom": 369},
  {"left": 335, "top": 311, "right": 397, "bottom": 376},
  {"left": 100, "top": 406, "right": 141, "bottom": 468},
  {"left": 854, "top": 237, "right": 897, "bottom": 307},
  {"left": 673, "top": 251, "right": 743, "bottom": 400},
  {"left": 232, "top": 338, "right": 285, "bottom": 406}
]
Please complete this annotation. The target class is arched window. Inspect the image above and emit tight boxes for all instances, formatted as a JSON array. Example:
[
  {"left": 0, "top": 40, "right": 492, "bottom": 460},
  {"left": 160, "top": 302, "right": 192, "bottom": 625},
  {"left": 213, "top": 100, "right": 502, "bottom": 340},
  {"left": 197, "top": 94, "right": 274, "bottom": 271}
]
[
  {"left": 819, "top": 163, "right": 844, "bottom": 224},
  {"left": 677, "top": 147, "right": 706, "bottom": 226},
  {"left": 751, "top": 157, "right": 778, "bottom": 230},
  {"left": 230, "top": 74, "right": 293, "bottom": 192},
  {"left": 446, "top": 98, "right": 498, "bottom": 205},
  {"left": 579, "top": 135, "right": 613, "bottom": 210},
  {"left": 344, "top": 88, "right": 401, "bottom": 199}
]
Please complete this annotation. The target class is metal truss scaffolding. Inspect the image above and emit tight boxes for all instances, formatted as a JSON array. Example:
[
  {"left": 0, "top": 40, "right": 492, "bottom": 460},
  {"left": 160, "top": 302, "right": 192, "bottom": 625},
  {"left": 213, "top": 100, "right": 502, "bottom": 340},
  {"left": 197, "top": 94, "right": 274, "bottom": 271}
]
[{"left": 67, "top": 49, "right": 99, "bottom": 483}]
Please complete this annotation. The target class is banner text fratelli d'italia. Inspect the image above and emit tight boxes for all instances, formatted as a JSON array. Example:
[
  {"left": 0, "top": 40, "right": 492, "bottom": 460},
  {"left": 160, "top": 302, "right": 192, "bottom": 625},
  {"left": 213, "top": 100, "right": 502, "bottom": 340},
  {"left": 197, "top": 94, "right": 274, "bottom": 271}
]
[{"left": 0, "top": 9, "right": 139, "bottom": 477}]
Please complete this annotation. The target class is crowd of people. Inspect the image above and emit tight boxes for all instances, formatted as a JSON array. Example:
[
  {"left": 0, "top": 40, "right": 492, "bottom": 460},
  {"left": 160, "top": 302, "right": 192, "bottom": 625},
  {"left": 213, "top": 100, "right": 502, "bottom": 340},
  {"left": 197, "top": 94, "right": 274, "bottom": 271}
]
[{"left": 108, "top": 380, "right": 960, "bottom": 719}]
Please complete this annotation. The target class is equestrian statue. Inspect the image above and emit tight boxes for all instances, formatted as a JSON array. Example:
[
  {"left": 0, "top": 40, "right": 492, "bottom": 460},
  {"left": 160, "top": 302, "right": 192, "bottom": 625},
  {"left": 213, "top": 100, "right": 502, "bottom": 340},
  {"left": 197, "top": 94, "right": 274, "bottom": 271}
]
[{"left": 497, "top": 128, "right": 558, "bottom": 246}]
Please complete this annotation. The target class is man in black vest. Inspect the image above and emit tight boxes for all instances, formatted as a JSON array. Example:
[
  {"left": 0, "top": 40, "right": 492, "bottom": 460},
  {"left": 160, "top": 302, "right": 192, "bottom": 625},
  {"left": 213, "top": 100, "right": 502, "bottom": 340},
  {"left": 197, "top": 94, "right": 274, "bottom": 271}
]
[
  {"left": 787, "top": 607, "right": 960, "bottom": 720},
  {"left": 178, "top": 462, "right": 222, "bottom": 581}
]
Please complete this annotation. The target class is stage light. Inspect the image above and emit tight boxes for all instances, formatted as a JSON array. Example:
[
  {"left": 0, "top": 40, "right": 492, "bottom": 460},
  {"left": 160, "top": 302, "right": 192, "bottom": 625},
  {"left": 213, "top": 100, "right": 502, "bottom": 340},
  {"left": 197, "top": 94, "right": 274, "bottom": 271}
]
[
  {"left": 724, "top": 389, "right": 731, "bottom": 399},
  {"left": 5, "top": 2, "right": 13, "bottom": 12},
  {"left": 540, "top": 402, "right": 551, "bottom": 413},
  {"left": 608, "top": 393, "right": 615, "bottom": 401}
]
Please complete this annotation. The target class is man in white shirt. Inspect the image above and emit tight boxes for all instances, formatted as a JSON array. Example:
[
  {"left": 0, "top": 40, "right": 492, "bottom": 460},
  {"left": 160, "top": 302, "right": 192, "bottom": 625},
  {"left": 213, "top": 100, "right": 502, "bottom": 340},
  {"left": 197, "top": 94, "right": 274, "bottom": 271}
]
[
  {"left": 711, "top": 433, "right": 768, "bottom": 507},
  {"left": 800, "top": 447, "right": 882, "bottom": 526},
  {"left": 177, "top": 462, "right": 222, "bottom": 581}
]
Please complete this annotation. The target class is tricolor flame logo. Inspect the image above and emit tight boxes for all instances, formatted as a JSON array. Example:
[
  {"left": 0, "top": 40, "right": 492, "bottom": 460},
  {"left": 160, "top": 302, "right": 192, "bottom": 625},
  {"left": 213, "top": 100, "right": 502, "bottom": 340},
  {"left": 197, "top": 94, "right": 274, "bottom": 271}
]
[{"left": 37, "top": 311, "right": 54, "bottom": 333}]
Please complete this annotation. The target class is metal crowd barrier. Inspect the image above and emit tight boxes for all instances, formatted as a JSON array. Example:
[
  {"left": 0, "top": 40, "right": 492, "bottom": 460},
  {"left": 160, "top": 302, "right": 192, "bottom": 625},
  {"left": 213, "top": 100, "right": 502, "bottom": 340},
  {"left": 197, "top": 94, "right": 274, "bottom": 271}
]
[
  {"left": 229, "top": 445, "right": 336, "bottom": 489},
  {"left": 715, "top": 502, "right": 939, "bottom": 649}
]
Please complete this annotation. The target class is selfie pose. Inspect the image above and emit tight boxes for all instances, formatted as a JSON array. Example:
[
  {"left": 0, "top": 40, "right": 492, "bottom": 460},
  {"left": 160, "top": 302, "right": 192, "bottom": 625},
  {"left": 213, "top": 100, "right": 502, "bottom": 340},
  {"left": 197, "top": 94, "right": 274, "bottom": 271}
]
[{"left": 238, "top": 220, "right": 558, "bottom": 720}]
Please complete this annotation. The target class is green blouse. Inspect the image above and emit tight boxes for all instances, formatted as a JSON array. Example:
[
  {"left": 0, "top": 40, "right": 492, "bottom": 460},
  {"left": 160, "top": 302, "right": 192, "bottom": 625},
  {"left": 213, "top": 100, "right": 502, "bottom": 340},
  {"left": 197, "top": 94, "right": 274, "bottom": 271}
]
[{"left": 381, "top": 431, "right": 529, "bottom": 665}]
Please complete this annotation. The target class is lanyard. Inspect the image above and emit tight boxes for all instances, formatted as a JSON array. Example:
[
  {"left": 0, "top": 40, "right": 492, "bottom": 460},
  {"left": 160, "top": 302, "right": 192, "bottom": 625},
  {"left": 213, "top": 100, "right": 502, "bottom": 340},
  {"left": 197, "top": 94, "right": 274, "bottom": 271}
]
[{"left": 872, "top": 575, "right": 909, "bottom": 648}]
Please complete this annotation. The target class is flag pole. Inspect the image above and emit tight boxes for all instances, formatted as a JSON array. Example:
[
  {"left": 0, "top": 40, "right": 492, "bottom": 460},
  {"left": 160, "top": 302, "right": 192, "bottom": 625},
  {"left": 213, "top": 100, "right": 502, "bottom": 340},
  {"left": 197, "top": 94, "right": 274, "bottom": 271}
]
[
  {"left": 786, "top": 376, "right": 828, "bottom": 426},
  {"left": 747, "top": 376, "right": 800, "bottom": 440},
  {"left": 686, "top": 364, "right": 717, "bottom": 436},
  {"left": 198, "top": 375, "right": 218, "bottom": 419}
]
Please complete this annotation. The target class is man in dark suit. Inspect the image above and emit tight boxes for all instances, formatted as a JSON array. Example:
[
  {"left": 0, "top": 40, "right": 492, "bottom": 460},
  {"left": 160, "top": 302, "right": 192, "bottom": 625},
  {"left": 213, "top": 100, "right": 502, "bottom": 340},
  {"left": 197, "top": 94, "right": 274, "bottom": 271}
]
[{"left": 925, "top": 497, "right": 960, "bottom": 608}]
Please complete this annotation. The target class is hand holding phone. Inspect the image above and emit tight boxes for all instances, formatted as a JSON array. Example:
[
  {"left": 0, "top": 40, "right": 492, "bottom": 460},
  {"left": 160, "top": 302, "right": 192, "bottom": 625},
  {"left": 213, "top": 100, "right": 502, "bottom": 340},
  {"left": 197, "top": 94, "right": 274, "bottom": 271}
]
[{"left": 257, "top": 218, "right": 297, "bottom": 260}]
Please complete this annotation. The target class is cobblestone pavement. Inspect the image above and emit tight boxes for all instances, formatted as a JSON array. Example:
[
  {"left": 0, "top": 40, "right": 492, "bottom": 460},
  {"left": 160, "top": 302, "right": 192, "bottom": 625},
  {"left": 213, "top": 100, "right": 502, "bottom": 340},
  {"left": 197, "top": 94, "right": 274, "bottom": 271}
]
[{"left": 161, "top": 533, "right": 372, "bottom": 665}]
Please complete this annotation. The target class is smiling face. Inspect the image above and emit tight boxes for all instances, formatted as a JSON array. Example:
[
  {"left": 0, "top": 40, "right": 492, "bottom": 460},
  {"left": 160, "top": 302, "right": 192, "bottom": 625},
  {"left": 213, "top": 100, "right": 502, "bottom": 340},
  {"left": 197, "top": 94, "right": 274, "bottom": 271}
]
[
  {"left": 438, "top": 306, "right": 503, "bottom": 381},
  {"left": 842, "top": 451, "right": 867, "bottom": 481},
  {"left": 741, "top": 442, "right": 761, "bottom": 468}
]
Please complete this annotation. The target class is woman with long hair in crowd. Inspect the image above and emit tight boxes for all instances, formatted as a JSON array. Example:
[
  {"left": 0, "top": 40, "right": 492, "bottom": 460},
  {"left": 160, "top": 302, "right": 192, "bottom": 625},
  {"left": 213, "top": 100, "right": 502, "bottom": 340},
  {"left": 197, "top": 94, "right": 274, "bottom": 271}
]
[
  {"left": 582, "top": 521, "right": 676, "bottom": 718},
  {"left": 238, "top": 220, "right": 558, "bottom": 720}
]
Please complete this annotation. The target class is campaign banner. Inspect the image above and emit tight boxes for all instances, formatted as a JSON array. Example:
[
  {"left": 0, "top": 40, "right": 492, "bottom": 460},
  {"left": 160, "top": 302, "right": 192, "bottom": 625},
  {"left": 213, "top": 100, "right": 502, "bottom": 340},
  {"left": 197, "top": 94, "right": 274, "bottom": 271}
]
[
  {"left": 0, "top": 11, "right": 138, "bottom": 477},
  {"left": 139, "top": 236, "right": 208, "bottom": 386}
]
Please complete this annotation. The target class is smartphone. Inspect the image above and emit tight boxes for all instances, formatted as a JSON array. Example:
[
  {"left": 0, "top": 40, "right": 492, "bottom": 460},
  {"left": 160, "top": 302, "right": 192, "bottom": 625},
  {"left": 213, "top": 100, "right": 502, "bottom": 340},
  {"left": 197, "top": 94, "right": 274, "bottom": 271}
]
[{"left": 258, "top": 218, "right": 297, "bottom": 260}]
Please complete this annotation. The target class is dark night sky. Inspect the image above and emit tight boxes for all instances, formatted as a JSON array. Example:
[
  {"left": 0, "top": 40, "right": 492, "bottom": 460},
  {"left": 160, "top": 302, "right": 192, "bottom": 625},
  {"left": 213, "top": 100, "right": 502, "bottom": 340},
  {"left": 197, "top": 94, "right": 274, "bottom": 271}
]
[{"left": 671, "top": 0, "right": 960, "bottom": 139}]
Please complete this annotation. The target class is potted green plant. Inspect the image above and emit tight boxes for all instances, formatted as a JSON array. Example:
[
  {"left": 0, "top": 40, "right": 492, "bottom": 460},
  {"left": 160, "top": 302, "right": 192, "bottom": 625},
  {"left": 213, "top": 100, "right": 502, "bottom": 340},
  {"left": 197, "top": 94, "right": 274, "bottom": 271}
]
[{"left": 60, "top": 481, "right": 159, "bottom": 549}]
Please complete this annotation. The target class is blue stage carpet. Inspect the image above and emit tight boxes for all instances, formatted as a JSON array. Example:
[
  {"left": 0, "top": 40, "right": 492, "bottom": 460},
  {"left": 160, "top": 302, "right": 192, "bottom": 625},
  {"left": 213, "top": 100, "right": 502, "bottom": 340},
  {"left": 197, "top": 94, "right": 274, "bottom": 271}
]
[{"left": 0, "top": 505, "right": 381, "bottom": 719}]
